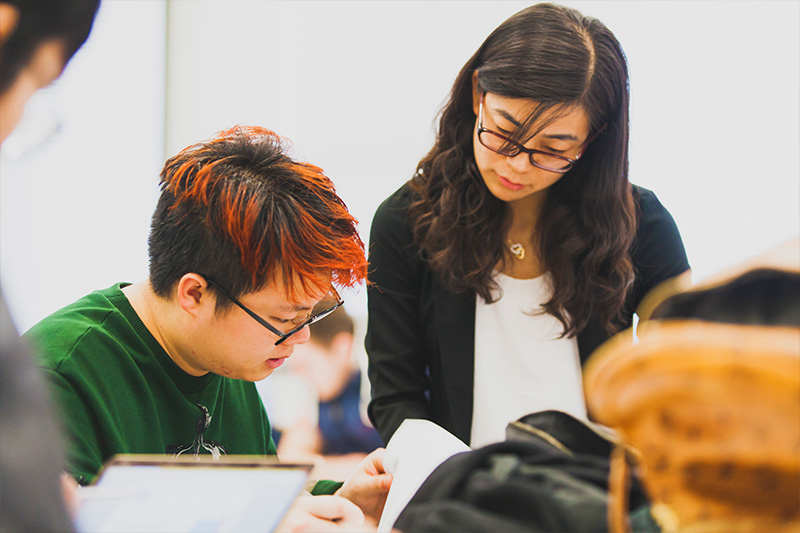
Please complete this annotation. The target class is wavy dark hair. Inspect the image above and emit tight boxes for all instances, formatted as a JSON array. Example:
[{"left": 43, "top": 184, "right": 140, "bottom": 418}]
[{"left": 408, "top": 3, "right": 637, "bottom": 336}]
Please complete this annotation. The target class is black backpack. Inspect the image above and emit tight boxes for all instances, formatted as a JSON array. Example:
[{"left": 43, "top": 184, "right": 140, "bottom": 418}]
[{"left": 394, "top": 410, "right": 654, "bottom": 532}]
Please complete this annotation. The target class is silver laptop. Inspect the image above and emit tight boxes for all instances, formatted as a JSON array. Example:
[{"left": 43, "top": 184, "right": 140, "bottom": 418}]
[{"left": 73, "top": 455, "right": 316, "bottom": 533}]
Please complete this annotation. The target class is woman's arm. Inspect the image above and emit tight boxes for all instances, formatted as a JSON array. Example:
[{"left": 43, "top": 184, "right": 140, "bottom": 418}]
[{"left": 365, "top": 187, "right": 434, "bottom": 444}]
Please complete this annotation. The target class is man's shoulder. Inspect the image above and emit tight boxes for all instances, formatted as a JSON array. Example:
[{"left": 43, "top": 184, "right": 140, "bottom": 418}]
[{"left": 24, "top": 283, "right": 133, "bottom": 367}]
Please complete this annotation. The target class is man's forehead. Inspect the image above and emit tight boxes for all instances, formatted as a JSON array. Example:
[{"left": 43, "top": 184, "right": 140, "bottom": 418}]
[{"left": 270, "top": 269, "right": 333, "bottom": 310}]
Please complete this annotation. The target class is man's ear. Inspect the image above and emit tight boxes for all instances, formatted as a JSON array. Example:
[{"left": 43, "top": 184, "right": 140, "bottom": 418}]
[
  {"left": 176, "top": 273, "right": 213, "bottom": 317},
  {"left": 0, "top": 4, "right": 20, "bottom": 47},
  {"left": 471, "top": 70, "right": 481, "bottom": 116}
]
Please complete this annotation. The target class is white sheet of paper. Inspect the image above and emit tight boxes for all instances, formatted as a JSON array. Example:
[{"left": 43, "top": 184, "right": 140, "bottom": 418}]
[{"left": 377, "top": 419, "right": 471, "bottom": 532}]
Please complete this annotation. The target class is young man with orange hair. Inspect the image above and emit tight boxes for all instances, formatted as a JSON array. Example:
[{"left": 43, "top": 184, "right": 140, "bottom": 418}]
[{"left": 25, "top": 126, "right": 390, "bottom": 530}]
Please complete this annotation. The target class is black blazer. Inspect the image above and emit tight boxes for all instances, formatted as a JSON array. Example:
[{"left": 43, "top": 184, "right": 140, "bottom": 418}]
[{"left": 365, "top": 182, "right": 690, "bottom": 445}]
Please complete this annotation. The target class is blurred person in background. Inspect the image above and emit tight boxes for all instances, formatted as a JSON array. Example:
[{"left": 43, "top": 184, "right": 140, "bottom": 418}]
[
  {"left": 0, "top": 0, "right": 100, "bottom": 530},
  {"left": 268, "top": 307, "right": 383, "bottom": 477}
]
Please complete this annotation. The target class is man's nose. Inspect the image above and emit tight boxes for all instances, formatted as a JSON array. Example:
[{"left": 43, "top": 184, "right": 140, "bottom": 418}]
[{"left": 284, "top": 324, "right": 311, "bottom": 345}]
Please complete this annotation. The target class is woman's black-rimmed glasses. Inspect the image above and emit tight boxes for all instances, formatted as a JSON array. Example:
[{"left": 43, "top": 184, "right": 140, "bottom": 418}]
[
  {"left": 477, "top": 95, "right": 582, "bottom": 173},
  {"left": 203, "top": 277, "right": 343, "bottom": 346}
]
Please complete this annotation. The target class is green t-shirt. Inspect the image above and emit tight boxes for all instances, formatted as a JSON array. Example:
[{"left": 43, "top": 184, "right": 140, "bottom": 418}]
[{"left": 26, "top": 283, "right": 278, "bottom": 485}]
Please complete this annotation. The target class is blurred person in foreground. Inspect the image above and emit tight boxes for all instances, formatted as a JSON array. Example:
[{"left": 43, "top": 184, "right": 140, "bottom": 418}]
[
  {"left": 269, "top": 307, "right": 383, "bottom": 477},
  {"left": 24, "top": 125, "right": 391, "bottom": 531},
  {"left": 0, "top": 0, "right": 100, "bottom": 530}
]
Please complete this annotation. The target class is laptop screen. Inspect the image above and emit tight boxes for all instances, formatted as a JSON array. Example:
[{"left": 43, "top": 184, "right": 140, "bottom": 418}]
[{"left": 73, "top": 455, "right": 315, "bottom": 533}]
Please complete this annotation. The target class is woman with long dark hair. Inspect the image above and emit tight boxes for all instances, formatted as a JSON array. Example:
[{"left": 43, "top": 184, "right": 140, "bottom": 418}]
[{"left": 365, "top": 3, "right": 690, "bottom": 447}]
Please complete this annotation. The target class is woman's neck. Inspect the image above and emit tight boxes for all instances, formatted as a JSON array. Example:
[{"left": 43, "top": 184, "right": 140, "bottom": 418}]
[
  {"left": 507, "top": 189, "right": 547, "bottom": 238},
  {"left": 500, "top": 190, "right": 547, "bottom": 279}
]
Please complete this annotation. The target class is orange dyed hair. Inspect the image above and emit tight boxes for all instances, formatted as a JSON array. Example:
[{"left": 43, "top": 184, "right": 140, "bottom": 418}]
[{"left": 148, "top": 125, "right": 367, "bottom": 305}]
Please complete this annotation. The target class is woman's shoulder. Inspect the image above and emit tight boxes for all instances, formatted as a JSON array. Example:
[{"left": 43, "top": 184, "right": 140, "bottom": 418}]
[
  {"left": 631, "top": 184, "right": 682, "bottom": 230},
  {"left": 629, "top": 183, "right": 690, "bottom": 280},
  {"left": 632, "top": 184, "right": 666, "bottom": 215},
  {"left": 368, "top": 180, "right": 428, "bottom": 275},
  {"left": 377, "top": 180, "right": 416, "bottom": 211},
  {"left": 371, "top": 180, "right": 417, "bottom": 231}
]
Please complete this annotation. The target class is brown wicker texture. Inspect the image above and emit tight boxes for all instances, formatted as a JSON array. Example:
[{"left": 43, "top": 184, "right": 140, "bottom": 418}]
[{"left": 585, "top": 321, "right": 800, "bottom": 532}]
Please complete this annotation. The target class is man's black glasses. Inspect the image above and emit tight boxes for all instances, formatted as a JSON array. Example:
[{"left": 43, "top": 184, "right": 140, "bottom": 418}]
[{"left": 204, "top": 277, "right": 343, "bottom": 346}]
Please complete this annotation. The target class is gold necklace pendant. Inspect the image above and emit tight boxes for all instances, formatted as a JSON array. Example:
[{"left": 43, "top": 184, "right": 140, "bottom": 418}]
[{"left": 509, "top": 242, "right": 526, "bottom": 260}]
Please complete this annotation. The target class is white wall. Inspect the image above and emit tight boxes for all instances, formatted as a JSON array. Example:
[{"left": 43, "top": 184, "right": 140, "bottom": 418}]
[
  {"left": 2, "top": 1, "right": 798, "bottom": 333},
  {"left": 165, "top": 0, "right": 800, "bottom": 326}
]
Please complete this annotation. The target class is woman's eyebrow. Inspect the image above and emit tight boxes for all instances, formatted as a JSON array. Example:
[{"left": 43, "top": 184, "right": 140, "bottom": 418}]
[
  {"left": 492, "top": 108, "right": 580, "bottom": 142},
  {"left": 542, "top": 133, "right": 579, "bottom": 142},
  {"left": 493, "top": 107, "right": 521, "bottom": 127}
]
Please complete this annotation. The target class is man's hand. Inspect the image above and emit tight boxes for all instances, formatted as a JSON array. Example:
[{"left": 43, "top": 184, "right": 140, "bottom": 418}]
[
  {"left": 278, "top": 494, "right": 371, "bottom": 532},
  {"left": 335, "top": 448, "right": 392, "bottom": 522}
]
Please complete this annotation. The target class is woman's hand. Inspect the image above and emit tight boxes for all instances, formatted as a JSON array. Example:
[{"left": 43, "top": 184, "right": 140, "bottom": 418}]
[
  {"left": 335, "top": 448, "right": 393, "bottom": 522},
  {"left": 278, "top": 494, "right": 372, "bottom": 532}
]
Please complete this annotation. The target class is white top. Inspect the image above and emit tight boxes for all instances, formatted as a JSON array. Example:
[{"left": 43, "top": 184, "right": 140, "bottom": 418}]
[{"left": 470, "top": 272, "right": 586, "bottom": 448}]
